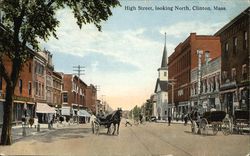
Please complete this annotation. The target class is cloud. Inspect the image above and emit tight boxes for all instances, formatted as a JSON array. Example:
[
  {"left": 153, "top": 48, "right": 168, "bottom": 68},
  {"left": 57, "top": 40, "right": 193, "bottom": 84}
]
[{"left": 160, "top": 21, "right": 225, "bottom": 39}]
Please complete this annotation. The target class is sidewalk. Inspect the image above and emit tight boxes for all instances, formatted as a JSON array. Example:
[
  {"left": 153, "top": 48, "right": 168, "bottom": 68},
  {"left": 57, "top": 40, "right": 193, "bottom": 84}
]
[{"left": 0, "top": 122, "right": 84, "bottom": 142}]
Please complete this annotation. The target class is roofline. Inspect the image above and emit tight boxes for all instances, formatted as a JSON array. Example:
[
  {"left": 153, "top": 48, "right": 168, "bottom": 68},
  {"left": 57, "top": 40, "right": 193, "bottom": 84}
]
[{"left": 214, "top": 7, "right": 249, "bottom": 36}]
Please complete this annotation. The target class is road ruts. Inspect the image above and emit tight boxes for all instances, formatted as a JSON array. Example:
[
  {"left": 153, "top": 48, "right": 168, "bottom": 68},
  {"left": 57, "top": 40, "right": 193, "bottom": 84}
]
[{"left": 128, "top": 125, "right": 193, "bottom": 156}]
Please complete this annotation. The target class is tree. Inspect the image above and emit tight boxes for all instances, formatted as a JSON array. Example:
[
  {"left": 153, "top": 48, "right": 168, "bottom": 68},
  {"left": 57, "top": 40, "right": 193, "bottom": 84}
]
[{"left": 0, "top": 0, "right": 120, "bottom": 145}]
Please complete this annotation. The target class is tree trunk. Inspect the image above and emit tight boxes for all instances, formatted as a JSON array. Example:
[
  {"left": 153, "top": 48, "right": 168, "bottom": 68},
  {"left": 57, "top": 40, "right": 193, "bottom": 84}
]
[{"left": 0, "top": 83, "right": 14, "bottom": 145}]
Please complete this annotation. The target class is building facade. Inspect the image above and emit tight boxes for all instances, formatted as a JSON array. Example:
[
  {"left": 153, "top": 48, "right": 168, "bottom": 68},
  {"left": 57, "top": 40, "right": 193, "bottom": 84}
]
[
  {"left": 85, "top": 84, "right": 97, "bottom": 114},
  {"left": 190, "top": 56, "right": 221, "bottom": 112},
  {"left": 0, "top": 55, "right": 35, "bottom": 125},
  {"left": 61, "top": 74, "right": 88, "bottom": 122},
  {"left": 215, "top": 7, "right": 249, "bottom": 116},
  {"left": 168, "top": 33, "right": 221, "bottom": 118}
]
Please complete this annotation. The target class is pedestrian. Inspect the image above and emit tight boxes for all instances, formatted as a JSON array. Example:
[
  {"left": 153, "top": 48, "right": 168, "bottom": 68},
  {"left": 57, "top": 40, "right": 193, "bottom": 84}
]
[
  {"left": 125, "top": 118, "right": 132, "bottom": 127},
  {"left": 184, "top": 113, "right": 188, "bottom": 126},
  {"left": 168, "top": 115, "right": 172, "bottom": 126}
]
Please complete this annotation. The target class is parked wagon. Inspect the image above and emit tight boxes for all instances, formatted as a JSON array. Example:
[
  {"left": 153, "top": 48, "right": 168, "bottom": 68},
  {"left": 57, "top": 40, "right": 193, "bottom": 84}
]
[
  {"left": 189, "top": 110, "right": 231, "bottom": 136},
  {"left": 233, "top": 110, "right": 250, "bottom": 134}
]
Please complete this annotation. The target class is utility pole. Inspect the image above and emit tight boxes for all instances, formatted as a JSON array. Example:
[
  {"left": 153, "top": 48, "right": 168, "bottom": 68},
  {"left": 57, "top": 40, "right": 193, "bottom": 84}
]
[
  {"left": 169, "top": 79, "right": 176, "bottom": 119},
  {"left": 95, "top": 85, "right": 100, "bottom": 115},
  {"left": 73, "top": 65, "right": 85, "bottom": 124}
]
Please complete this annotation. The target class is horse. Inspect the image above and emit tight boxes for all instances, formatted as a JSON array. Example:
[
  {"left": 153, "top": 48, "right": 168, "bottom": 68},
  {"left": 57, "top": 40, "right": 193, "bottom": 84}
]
[
  {"left": 108, "top": 108, "right": 122, "bottom": 135},
  {"left": 95, "top": 108, "right": 122, "bottom": 135}
]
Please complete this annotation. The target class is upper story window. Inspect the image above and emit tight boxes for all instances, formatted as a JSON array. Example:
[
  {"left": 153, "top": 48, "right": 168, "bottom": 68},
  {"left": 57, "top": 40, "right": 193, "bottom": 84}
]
[
  {"left": 222, "top": 71, "right": 228, "bottom": 81},
  {"left": 231, "top": 68, "right": 236, "bottom": 80},
  {"left": 225, "top": 42, "right": 229, "bottom": 55},
  {"left": 62, "top": 93, "right": 68, "bottom": 103},
  {"left": 233, "top": 37, "right": 237, "bottom": 54},
  {"left": 243, "top": 31, "right": 248, "bottom": 49},
  {"left": 164, "top": 72, "right": 167, "bottom": 76},
  {"left": 19, "top": 79, "right": 23, "bottom": 94},
  {"left": 0, "top": 76, "right": 2, "bottom": 90},
  {"left": 28, "top": 82, "right": 32, "bottom": 96},
  {"left": 29, "top": 62, "right": 32, "bottom": 73},
  {"left": 242, "top": 64, "right": 247, "bottom": 80}
]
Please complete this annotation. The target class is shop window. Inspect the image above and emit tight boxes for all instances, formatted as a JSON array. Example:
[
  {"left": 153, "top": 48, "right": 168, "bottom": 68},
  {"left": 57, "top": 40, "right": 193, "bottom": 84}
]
[
  {"left": 19, "top": 79, "right": 22, "bottom": 94},
  {"left": 242, "top": 64, "right": 247, "bottom": 80},
  {"left": 243, "top": 31, "right": 248, "bottom": 49},
  {"left": 233, "top": 37, "right": 237, "bottom": 54},
  {"left": 231, "top": 68, "right": 236, "bottom": 80}
]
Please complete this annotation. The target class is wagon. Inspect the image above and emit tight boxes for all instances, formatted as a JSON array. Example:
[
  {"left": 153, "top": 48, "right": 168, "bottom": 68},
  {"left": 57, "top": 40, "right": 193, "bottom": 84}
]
[
  {"left": 190, "top": 111, "right": 231, "bottom": 136},
  {"left": 233, "top": 110, "right": 250, "bottom": 134}
]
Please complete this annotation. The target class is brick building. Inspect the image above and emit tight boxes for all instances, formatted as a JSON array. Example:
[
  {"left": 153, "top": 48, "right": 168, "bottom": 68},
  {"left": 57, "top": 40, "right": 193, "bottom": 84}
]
[
  {"left": 168, "top": 33, "right": 221, "bottom": 118},
  {"left": 0, "top": 55, "right": 35, "bottom": 125},
  {"left": 52, "top": 71, "right": 63, "bottom": 114},
  {"left": 61, "top": 74, "right": 89, "bottom": 123},
  {"left": 215, "top": 7, "right": 249, "bottom": 116},
  {"left": 85, "top": 84, "right": 97, "bottom": 114}
]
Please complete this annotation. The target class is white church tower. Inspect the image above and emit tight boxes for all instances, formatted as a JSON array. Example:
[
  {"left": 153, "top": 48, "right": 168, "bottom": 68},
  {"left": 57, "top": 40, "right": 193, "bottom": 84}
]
[{"left": 154, "top": 33, "right": 169, "bottom": 120}]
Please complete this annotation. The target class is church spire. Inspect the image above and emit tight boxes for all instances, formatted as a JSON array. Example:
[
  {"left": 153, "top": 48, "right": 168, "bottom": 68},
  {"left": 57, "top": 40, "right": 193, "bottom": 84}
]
[{"left": 161, "top": 33, "right": 168, "bottom": 68}]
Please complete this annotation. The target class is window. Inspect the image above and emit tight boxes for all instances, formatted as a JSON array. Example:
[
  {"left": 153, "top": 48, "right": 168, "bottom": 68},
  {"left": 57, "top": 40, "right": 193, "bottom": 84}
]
[
  {"left": 0, "top": 76, "right": 2, "bottom": 90},
  {"left": 164, "top": 72, "right": 167, "bottom": 76},
  {"left": 243, "top": 31, "right": 248, "bottom": 49},
  {"left": 19, "top": 79, "right": 22, "bottom": 94},
  {"left": 29, "top": 62, "right": 32, "bottom": 73},
  {"left": 242, "top": 64, "right": 247, "bottom": 80},
  {"left": 35, "top": 82, "right": 38, "bottom": 95},
  {"left": 225, "top": 42, "right": 229, "bottom": 55},
  {"left": 63, "top": 93, "right": 68, "bottom": 103},
  {"left": 231, "top": 68, "right": 236, "bottom": 80},
  {"left": 233, "top": 37, "right": 237, "bottom": 53},
  {"left": 28, "top": 82, "right": 32, "bottom": 96},
  {"left": 222, "top": 71, "right": 228, "bottom": 81}
]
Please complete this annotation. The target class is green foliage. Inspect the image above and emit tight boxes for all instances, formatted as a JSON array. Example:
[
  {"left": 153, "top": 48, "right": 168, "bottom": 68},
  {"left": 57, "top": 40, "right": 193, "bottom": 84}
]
[
  {"left": 132, "top": 105, "right": 141, "bottom": 120},
  {"left": 0, "top": 0, "right": 120, "bottom": 145}
]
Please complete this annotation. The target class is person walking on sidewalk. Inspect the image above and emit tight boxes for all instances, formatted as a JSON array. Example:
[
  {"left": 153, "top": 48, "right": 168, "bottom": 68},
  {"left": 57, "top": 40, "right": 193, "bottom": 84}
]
[{"left": 168, "top": 115, "right": 172, "bottom": 126}]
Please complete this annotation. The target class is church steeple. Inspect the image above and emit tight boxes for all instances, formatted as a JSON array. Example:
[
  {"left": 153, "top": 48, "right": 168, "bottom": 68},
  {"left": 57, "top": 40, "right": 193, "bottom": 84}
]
[
  {"left": 158, "top": 33, "right": 168, "bottom": 81},
  {"left": 161, "top": 33, "right": 168, "bottom": 68}
]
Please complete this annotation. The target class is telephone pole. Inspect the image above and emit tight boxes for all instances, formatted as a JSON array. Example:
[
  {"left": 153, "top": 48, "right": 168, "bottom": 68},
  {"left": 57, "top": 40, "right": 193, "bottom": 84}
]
[{"left": 73, "top": 65, "right": 85, "bottom": 124}]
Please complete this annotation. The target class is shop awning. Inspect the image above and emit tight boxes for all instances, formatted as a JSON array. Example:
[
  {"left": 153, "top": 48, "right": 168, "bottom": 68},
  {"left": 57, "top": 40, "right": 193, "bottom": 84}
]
[
  {"left": 61, "top": 107, "right": 71, "bottom": 116},
  {"left": 79, "top": 110, "right": 91, "bottom": 117},
  {"left": 36, "top": 103, "right": 56, "bottom": 114}
]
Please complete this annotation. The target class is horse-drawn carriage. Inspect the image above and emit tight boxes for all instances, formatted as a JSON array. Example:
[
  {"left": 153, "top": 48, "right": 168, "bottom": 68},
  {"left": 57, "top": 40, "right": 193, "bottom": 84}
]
[
  {"left": 233, "top": 110, "right": 250, "bottom": 134},
  {"left": 189, "top": 110, "right": 231, "bottom": 136},
  {"left": 91, "top": 109, "right": 122, "bottom": 135}
]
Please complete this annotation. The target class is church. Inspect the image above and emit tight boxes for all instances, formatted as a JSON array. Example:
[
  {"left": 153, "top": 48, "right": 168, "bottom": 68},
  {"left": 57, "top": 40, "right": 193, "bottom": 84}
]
[{"left": 154, "top": 33, "right": 169, "bottom": 120}]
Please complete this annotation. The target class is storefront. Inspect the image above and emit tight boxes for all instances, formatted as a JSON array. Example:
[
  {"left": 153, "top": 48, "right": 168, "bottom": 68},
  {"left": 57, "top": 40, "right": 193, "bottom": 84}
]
[{"left": 36, "top": 102, "right": 56, "bottom": 123}]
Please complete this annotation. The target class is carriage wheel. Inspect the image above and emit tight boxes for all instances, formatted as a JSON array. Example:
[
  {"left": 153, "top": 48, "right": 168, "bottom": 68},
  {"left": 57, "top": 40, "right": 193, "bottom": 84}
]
[
  {"left": 95, "top": 122, "right": 100, "bottom": 135},
  {"left": 91, "top": 121, "right": 95, "bottom": 134},
  {"left": 191, "top": 121, "right": 197, "bottom": 134},
  {"left": 212, "top": 124, "right": 219, "bottom": 135},
  {"left": 222, "top": 118, "right": 231, "bottom": 136},
  {"left": 200, "top": 118, "right": 208, "bottom": 136}
]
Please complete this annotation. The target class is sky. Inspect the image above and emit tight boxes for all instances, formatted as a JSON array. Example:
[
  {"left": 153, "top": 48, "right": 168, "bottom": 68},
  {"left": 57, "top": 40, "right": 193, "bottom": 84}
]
[{"left": 41, "top": 0, "right": 249, "bottom": 110}]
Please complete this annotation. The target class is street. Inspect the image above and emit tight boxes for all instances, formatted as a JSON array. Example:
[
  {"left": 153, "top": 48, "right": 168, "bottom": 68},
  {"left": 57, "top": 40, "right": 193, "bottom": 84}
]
[{"left": 0, "top": 120, "right": 249, "bottom": 156}]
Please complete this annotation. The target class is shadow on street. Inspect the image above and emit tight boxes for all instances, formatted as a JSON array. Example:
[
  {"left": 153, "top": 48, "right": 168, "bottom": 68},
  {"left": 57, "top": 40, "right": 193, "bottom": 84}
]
[{"left": 14, "top": 127, "right": 92, "bottom": 144}]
